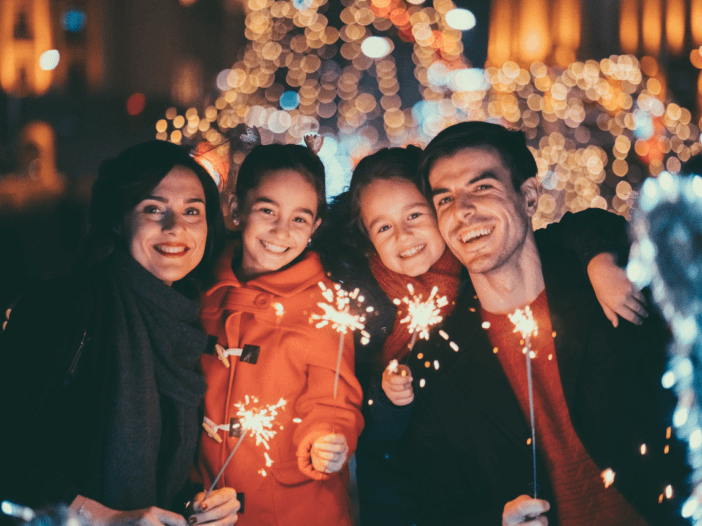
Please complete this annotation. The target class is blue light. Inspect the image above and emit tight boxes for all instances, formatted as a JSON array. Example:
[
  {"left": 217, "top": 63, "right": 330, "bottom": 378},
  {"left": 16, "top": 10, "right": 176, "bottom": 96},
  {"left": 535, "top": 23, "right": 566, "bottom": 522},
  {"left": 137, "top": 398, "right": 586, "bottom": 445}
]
[
  {"left": 293, "top": 0, "right": 313, "bottom": 10},
  {"left": 633, "top": 109, "right": 654, "bottom": 140},
  {"left": 61, "top": 9, "right": 86, "bottom": 32},
  {"left": 280, "top": 91, "right": 300, "bottom": 110}
]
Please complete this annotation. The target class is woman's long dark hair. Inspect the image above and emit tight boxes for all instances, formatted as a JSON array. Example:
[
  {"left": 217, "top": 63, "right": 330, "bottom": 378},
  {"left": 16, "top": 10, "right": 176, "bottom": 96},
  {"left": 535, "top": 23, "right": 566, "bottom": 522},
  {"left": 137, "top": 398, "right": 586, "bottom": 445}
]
[{"left": 76, "top": 140, "right": 225, "bottom": 283}]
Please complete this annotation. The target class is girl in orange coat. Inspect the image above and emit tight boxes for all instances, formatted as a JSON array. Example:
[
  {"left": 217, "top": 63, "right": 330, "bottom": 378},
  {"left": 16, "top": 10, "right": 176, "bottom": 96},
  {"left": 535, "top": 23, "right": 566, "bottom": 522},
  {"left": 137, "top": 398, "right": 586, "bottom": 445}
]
[{"left": 196, "top": 143, "right": 364, "bottom": 526}]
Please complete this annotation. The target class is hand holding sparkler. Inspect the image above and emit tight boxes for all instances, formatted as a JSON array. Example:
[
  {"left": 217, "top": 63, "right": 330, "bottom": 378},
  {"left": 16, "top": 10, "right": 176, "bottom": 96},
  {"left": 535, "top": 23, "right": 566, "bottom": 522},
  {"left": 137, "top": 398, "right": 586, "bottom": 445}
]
[
  {"left": 502, "top": 495, "right": 550, "bottom": 526},
  {"left": 310, "top": 434, "right": 349, "bottom": 474},
  {"left": 189, "top": 488, "right": 240, "bottom": 525},
  {"left": 382, "top": 359, "right": 414, "bottom": 406}
]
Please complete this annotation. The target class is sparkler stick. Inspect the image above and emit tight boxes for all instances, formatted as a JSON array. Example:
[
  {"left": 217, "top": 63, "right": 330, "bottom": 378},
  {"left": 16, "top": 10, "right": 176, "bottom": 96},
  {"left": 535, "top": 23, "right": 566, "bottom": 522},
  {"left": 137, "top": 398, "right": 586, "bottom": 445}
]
[
  {"left": 393, "top": 284, "right": 448, "bottom": 365},
  {"left": 311, "top": 282, "right": 371, "bottom": 399},
  {"left": 204, "top": 397, "right": 287, "bottom": 498},
  {"left": 205, "top": 427, "right": 250, "bottom": 500},
  {"left": 508, "top": 306, "right": 539, "bottom": 498}
]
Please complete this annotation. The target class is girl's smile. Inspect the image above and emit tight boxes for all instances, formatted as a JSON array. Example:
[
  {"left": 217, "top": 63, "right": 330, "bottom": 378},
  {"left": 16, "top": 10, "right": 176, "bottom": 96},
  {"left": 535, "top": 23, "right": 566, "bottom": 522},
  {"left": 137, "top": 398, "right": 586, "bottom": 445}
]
[{"left": 237, "top": 169, "right": 321, "bottom": 281}]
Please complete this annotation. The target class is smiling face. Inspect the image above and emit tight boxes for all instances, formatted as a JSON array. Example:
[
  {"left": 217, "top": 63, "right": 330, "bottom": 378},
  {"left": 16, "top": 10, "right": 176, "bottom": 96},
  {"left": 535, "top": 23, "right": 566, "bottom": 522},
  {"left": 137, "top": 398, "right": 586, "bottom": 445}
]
[
  {"left": 237, "top": 169, "right": 321, "bottom": 280},
  {"left": 360, "top": 178, "right": 446, "bottom": 277},
  {"left": 428, "top": 147, "right": 538, "bottom": 276},
  {"left": 123, "top": 165, "right": 208, "bottom": 285}
]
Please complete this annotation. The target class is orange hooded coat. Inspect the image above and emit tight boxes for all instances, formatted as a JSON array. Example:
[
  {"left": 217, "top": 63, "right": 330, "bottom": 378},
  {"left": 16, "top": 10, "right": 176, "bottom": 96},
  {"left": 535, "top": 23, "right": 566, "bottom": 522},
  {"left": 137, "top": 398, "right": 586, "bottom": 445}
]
[{"left": 197, "top": 244, "right": 364, "bottom": 526}]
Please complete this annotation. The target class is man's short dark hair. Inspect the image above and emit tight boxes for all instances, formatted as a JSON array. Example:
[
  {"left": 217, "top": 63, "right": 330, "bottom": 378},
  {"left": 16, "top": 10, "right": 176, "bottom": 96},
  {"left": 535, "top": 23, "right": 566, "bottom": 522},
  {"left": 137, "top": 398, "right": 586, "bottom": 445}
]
[{"left": 418, "top": 121, "right": 538, "bottom": 201}]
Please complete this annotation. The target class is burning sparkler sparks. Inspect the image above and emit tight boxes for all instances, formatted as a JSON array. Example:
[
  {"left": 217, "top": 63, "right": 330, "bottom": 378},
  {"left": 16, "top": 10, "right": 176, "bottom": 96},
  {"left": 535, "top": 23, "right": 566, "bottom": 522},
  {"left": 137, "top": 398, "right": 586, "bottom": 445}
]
[
  {"left": 601, "top": 468, "right": 616, "bottom": 488},
  {"left": 508, "top": 305, "right": 539, "bottom": 498},
  {"left": 311, "top": 282, "right": 372, "bottom": 398},
  {"left": 393, "top": 284, "right": 449, "bottom": 366},
  {"left": 204, "top": 396, "right": 287, "bottom": 497},
  {"left": 234, "top": 396, "right": 287, "bottom": 450}
]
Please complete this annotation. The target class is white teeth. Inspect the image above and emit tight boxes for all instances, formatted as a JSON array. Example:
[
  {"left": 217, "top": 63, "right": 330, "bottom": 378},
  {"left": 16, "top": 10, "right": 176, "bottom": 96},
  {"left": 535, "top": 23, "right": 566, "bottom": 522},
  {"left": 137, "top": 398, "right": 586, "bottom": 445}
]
[
  {"left": 261, "top": 240, "right": 288, "bottom": 254},
  {"left": 400, "top": 244, "right": 426, "bottom": 258},
  {"left": 461, "top": 227, "right": 493, "bottom": 243},
  {"left": 157, "top": 245, "right": 187, "bottom": 254}
]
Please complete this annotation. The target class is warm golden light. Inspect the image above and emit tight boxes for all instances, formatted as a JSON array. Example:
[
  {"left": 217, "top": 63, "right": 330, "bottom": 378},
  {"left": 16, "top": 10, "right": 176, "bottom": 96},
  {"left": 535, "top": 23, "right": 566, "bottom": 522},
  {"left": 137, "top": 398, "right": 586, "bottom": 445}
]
[
  {"left": 665, "top": 0, "right": 685, "bottom": 55},
  {"left": 487, "top": 0, "right": 512, "bottom": 66},
  {"left": 620, "top": 0, "right": 640, "bottom": 54},
  {"left": 519, "top": 0, "right": 550, "bottom": 63},
  {"left": 642, "top": 0, "right": 661, "bottom": 55},
  {"left": 693, "top": 0, "right": 702, "bottom": 46}
]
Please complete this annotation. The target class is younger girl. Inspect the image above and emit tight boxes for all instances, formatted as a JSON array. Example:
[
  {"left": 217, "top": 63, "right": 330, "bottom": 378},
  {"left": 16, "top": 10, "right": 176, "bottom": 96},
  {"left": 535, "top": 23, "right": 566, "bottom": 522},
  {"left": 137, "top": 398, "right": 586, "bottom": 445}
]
[
  {"left": 196, "top": 144, "right": 364, "bottom": 526},
  {"left": 315, "top": 145, "right": 645, "bottom": 526}
]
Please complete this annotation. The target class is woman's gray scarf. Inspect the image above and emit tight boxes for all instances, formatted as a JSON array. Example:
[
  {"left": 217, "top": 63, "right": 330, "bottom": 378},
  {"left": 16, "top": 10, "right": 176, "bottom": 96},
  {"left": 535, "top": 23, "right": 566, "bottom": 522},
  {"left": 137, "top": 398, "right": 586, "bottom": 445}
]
[{"left": 102, "top": 250, "right": 207, "bottom": 510}]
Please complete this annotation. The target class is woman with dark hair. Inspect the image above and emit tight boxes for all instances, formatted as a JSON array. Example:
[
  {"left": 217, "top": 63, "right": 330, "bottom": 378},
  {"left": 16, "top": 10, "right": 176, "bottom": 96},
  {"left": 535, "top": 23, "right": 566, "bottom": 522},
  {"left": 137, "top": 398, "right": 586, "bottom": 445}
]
[{"left": 0, "top": 141, "right": 240, "bottom": 526}]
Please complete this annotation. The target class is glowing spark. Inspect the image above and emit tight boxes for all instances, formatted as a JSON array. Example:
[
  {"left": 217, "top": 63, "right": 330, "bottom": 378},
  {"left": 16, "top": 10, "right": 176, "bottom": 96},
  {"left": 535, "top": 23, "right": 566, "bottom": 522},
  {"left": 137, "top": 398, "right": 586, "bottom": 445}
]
[
  {"left": 419, "top": 379, "right": 426, "bottom": 388},
  {"left": 234, "top": 397, "right": 287, "bottom": 451},
  {"left": 641, "top": 444, "right": 647, "bottom": 455},
  {"left": 665, "top": 485, "right": 673, "bottom": 499},
  {"left": 394, "top": 285, "right": 448, "bottom": 342},
  {"left": 601, "top": 468, "right": 615, "bottom": 488},
  {"left": 311, "top": 282, "right": 371, "bottom": 343},
  {"left": 273, "top": 302, "right": 284, "bottom": 319},
  {"left": 311, "top": 282, "right": 373, "bottom": 399},
  {"left": 264, "top": 452, "right": 273, "bottom": 467},
  {"left": 293, "top": 418, "right": 302, "bottom": 423},
  {"left": 386, "top": 359, "right": 399, "bottom": 374},
  {"left": 508, "top": 306, "right": 538, "bottom": 340}
]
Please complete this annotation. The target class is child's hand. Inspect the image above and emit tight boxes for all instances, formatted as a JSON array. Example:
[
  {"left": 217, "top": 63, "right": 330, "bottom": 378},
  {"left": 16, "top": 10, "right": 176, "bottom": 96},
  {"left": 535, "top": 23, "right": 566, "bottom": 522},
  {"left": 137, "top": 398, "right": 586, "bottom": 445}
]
[
  {"left": 311, "top": 434, "right": 348, "bottom": 474},
  {"left": 587, "top": 253, "right": 648, "bottom": 327},
  {"left": 382, "top": 360, "right": 414, "bottom": 406}
]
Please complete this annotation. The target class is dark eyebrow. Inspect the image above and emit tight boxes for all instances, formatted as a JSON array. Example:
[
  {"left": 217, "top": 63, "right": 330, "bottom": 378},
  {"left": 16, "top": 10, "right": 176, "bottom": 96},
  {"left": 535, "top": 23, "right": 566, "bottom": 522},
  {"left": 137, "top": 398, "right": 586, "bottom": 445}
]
[
  {"left": 431, "top": 171, "right": 500, "bottom": 198},
  {"left": 144, "top": 195, "right": 205, "bottom": 205},
  {"left": 468, "top": 172, "right": 500, "bottom": 186},
  {"left": 255, "top": 196, "right": 314, "bottom": 217}
]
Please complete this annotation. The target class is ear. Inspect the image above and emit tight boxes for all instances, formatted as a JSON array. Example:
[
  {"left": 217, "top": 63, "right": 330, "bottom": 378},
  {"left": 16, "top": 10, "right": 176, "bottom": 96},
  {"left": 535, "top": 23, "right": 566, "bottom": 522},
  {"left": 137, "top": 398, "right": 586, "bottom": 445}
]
[
  {"left": 313, "top": 217, "right": 322, "bottom": 233},
  {"left": 520, "top": 177, "right": 539, "bottom": 218}
]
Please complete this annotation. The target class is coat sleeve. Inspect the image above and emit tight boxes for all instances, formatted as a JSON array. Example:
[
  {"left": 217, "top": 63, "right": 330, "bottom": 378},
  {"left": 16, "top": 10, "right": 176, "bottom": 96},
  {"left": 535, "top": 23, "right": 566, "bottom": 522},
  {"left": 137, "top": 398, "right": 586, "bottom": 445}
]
[
  {"left": 293, "top": 325, "right": 365, "bottom": 481},
  {"left": 0, "top": 280, "right": 88, "bottom": 508},
  {"left": 365, "top": 370, "right": 414, "bottom": 442},
  {"left": 537, "top": 208, "right": 630, "bottom": 269}
]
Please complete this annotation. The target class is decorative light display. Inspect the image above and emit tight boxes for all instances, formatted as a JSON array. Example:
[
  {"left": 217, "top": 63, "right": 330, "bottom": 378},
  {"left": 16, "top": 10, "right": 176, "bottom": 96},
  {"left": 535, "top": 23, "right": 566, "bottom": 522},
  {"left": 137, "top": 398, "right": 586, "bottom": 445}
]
[
  {"left": 628, "top": 171, "right": 702, "bottom": 523},
  {"left": 156, "top": 0, "right": 701, "bottom": 225}
]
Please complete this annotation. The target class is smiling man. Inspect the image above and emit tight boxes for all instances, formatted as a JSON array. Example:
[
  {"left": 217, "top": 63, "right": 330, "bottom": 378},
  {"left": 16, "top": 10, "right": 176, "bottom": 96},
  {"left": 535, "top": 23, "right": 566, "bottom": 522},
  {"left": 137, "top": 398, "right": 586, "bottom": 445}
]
[{"left": 405, "top": 121, "right": 689, "bottom": 526}]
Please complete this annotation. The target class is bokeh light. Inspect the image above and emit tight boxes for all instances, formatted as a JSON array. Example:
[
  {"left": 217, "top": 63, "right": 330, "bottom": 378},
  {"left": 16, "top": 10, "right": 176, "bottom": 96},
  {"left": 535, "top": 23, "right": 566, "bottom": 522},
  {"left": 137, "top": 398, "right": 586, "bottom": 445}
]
[{"left": 39, "top": 50, "right": 60, "bottom": 71}]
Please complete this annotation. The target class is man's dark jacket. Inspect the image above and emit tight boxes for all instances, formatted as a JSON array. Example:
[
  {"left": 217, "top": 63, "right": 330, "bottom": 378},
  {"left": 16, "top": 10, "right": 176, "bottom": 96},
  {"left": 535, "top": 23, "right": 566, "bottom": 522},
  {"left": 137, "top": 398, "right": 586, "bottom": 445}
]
[{"left": 404, "top": 234, "right": 690, "bottom": 525}]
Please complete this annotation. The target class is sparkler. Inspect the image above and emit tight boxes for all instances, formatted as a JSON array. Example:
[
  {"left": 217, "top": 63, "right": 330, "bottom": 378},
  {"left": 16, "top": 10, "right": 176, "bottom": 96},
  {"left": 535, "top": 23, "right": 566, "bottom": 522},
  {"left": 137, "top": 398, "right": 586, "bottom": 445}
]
[
  {"left": 311, "top": 282, "right": 372, "bottom": 398},
  {"left": 508, "top": 305, "right": 539, "bottom": 498},
  {"left": 393, "top": 284, "right": 448, "bottom": 365},
  {"left": 204, "top": 396, "right": 287, "bottom": 498}
]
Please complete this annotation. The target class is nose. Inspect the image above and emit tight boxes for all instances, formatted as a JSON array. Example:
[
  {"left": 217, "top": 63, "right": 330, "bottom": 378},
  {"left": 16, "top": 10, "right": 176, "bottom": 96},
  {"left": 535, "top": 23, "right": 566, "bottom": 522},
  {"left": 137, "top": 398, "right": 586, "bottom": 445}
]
[
  {"left": 160, "top": 209, "right": 183, "bottom": 233},
  {"left": 395, "top": 221, "right": 412, "bottom": 240},
  {"left": 269, "top": 216, "right": 291, "bottom": 239},
  {"left": 455, "top": 192, "right": 476, "bottom": 220}
]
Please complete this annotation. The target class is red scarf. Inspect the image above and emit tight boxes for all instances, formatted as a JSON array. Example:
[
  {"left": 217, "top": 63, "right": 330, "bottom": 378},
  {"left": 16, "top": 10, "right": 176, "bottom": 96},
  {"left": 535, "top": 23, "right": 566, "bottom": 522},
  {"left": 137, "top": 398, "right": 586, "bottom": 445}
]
[{"left": 368, "top": 247, "right": 462, "bottom": 367}]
